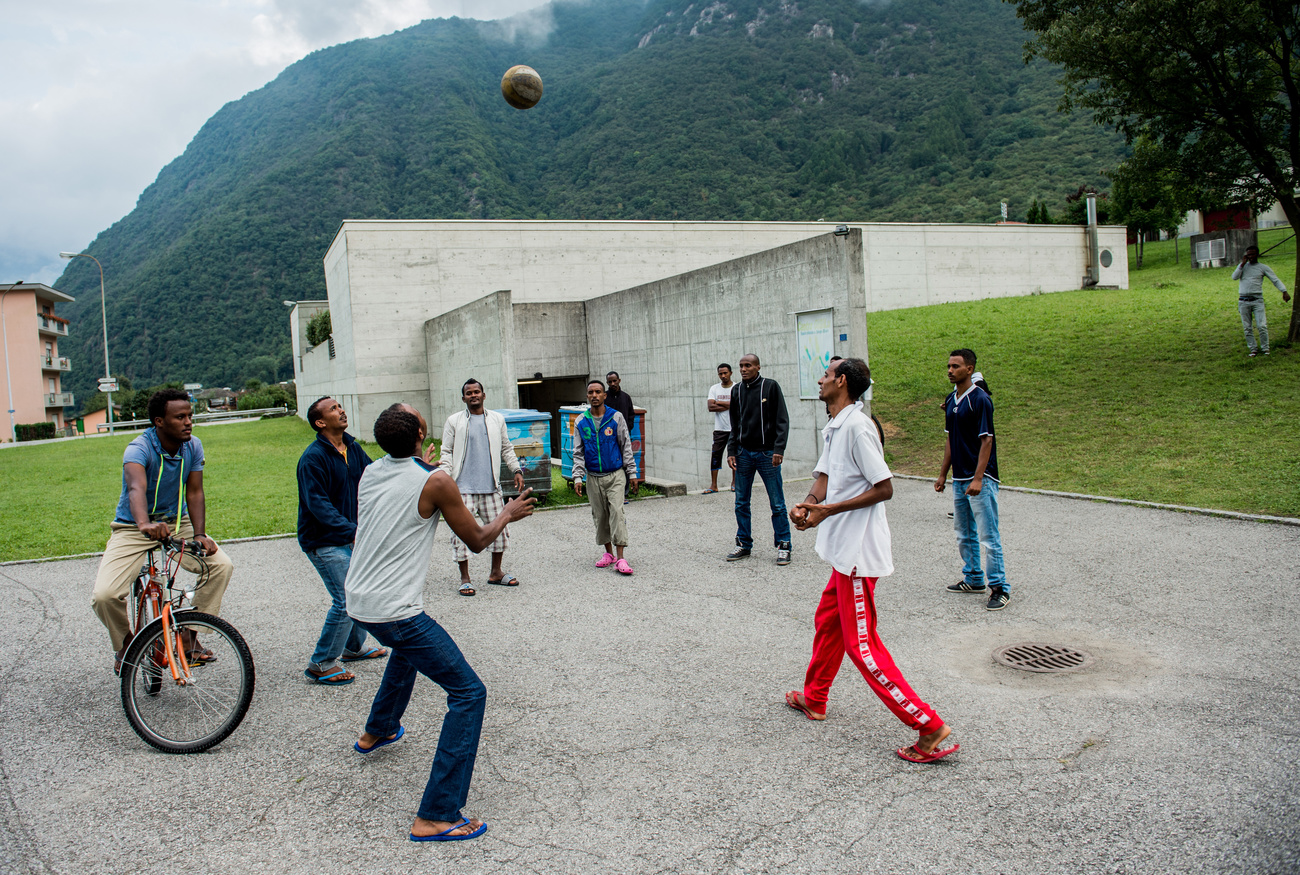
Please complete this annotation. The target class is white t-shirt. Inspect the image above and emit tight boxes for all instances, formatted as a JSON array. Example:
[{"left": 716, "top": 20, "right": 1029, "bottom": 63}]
[
  {"left": 708, "top": 382, "right": 733, "bottom": 432},
  {"left": 811, "top": 405, "right": 894, "bottom": 578}
]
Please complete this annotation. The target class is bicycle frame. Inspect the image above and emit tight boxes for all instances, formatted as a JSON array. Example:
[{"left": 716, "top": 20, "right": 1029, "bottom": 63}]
[{"left": 130, "top": 540, "right": 202, "bottom": 687}]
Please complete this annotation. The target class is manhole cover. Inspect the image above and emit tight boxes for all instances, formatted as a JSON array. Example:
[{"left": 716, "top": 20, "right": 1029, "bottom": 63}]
[{"left": 992, "top": 642, "right": 1094, "bottom": 673}]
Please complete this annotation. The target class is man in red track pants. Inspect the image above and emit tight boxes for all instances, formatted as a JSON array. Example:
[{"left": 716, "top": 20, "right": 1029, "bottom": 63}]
[{"left": 786, "top": 357, "right": 959, "bottom": 763}]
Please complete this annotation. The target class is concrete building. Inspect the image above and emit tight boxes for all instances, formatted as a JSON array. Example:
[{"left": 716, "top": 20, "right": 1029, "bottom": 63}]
[
  {"left": 0, "top": 282, "right": 76, "bottom": 441},
  {"left": 290, "top": 219, "right": 1128, "bottom": 486}
]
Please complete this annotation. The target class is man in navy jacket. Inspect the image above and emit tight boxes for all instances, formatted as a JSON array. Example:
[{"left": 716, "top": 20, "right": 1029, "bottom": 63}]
[{"left": 297, "top": 397, "right": 386, "bottom": 685}]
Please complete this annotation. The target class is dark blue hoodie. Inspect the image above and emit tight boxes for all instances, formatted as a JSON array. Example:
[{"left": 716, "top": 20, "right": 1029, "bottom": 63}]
[{"left": 297, "top": 431, "right": 372, "bottom": 552}]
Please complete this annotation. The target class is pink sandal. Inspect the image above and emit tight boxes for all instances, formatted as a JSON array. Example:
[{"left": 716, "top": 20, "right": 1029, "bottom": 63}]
[
  {"left": 896, "top": 742, "right": 960, "bottom": 763},
  {"left": 614, "top": 558, "right": 634, "bottom": 575},
  {"left": 595, "top": 552, "right": 616, "bottom": 568}
]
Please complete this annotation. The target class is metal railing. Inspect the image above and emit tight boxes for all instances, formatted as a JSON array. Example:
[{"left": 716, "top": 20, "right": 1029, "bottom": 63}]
[
  {"left": 96, "top": 406, "right": 289, "bottom": 432},
  {"left": 44, "top": 392, "right": 75, "bottom": 407},
  {"left": 37, "top": 315, "right": 69, "bottom": 335},
  {"left": 40, "top": 355, "right": 71, "bottom": 371}
]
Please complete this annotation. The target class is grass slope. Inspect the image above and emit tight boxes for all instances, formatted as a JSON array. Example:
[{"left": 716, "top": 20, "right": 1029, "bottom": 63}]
[{"left": 870, "top": 228, "right": 1299, "bottom": 517}]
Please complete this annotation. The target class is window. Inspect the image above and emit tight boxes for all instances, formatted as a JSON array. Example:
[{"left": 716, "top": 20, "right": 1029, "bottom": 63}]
[{"left": 1195, "top": 238, "right": 1226, "bottom": 262}]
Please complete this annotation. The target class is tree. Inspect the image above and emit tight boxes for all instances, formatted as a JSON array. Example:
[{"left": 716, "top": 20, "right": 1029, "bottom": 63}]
[
  {"left": 1009, "top": 0, "right": 1300, "bottom": 339},
  {"left": 305, "top": 311, "right": 332, "bottom": 348},
  {"left": 1107, "top": 138, "right": 1194, "bottom": 269}
]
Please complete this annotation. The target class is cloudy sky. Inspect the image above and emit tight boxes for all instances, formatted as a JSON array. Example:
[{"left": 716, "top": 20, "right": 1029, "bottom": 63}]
[{"left": 0, "top": 0, "right": 546, "bottom": 287}]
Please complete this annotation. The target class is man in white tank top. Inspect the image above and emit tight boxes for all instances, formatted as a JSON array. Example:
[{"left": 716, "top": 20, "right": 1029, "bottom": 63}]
[{"left": 345, "top": 403, "right": 536, "bottom": 842}]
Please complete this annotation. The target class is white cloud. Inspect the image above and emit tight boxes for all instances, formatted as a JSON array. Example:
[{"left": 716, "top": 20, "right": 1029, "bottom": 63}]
[{"left": 0, "top": 0, "right": 546, "bottom": 284}]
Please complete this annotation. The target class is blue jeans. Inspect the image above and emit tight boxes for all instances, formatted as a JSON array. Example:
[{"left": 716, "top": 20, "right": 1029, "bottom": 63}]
[
  {"left": 306, "top": 545, "right": 367, "bottom": 669},
  {"left": 734, "top": 448, "right": 791, "bottom": 549},
  {"left": 353, "top": 612, "right": 487, "bottom": 823},
  {"left": 953, "top": 478, "right": 1006, "bottom": 592}
]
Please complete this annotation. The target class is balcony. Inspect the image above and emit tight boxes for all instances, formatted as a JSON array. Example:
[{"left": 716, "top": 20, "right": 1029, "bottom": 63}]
[
  {"left": 40, "top": 355, "right": 72, "bottom": 372},
  {"left": 38, "top": 314, "right": 69, "bottom": 336},
  {"left": 44, "top": 392, "right": 75, "bottom": 407}
]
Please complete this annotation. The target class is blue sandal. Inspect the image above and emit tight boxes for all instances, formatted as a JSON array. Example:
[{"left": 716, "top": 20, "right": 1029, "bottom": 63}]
[
  {"left": 410, "top": 818, "right": 488, "bottom": 842},
  {"left": 354, "top": 725, "right": 405, "bottom": 754},
  {"left": 304, "top": 666, "right": 354, "bottom": 685},
  {"left": 340, "top": 646, "right": 388, "bottom": 662}
]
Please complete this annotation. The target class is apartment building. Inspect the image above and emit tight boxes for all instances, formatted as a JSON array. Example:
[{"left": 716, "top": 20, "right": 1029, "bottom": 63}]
[{"left": 0, "top": 282, "right": 76, "bottom": 441}]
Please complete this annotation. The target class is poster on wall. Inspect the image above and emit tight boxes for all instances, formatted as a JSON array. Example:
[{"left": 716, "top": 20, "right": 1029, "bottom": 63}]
[{"left": 796, "top": 309, "right": 834, "bottom": 399}]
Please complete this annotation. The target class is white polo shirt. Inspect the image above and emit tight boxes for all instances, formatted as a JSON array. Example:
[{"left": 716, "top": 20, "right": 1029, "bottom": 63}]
[{"left": 811, "top": 405, "right": 894, "bottom": 578}]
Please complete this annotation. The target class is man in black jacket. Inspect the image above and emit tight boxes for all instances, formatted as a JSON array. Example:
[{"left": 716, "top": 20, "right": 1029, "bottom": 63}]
[
  {"left": 726, "top": 354, "right": 792, "bottom": 565},
  {"left": 297, "top": 397, "right": 386, "bottom": 685}
]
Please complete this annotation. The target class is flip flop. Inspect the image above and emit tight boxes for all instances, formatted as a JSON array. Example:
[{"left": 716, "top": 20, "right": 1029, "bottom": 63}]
[
  {"left": 305, "top": 666, "right": 355, "bottom": 686},
  {"left": 459, "top": 583, "right": 476, "bottom": 597},
  {"left": 785, "top": 690, "right": 826, "bottom": 721},
  {"left": 410, "top": 818, "right": 488, "bottom": 842},
  {"left": 486, "top": 575, "right": 519, "bottom": 586},
  {"left": 340, "top": 646, "right": 388, "bottom": 662},
  {"left": 186, "top": 648, "right": 218, "bottom": 666},
  {"left": 896, "top": 742, "right": 960, "bottom": 763},
  {"left": 701, "top": 488, "right": 718, "bottom": 494},
  {"left": 355, "top": 725, "right": 405, "bottom": 754}
]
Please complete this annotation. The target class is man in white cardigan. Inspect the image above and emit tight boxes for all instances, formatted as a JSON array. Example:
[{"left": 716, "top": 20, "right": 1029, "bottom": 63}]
[{"left": 439, "top": 379, "right": 525, "bottom": 596}]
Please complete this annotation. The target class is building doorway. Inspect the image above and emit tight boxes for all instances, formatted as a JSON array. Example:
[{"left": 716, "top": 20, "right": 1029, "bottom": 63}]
[{"left": 517, "top": 375, "right": 589, "bottom": 459}]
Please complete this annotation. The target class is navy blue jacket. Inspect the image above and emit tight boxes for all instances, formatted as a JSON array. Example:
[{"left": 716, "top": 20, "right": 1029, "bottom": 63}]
[{"left": 297, "top": 431, "right": 372, "bottom": 552}]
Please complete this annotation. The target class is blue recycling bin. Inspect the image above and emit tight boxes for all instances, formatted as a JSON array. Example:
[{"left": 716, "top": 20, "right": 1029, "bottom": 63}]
[
  {"left": 496, "top": 408, "right": 552, "bottom": 498},
  {"left": 560, "top": 405, "right": 645, "bottom": 481}
]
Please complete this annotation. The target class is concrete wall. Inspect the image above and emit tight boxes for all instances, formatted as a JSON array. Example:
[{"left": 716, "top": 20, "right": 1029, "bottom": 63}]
[
  {"left": 584, "top": 231, "right": 867, "bottom": 486},
  {"left": 512, "top": 302, "right": 589, "bottom": 380},
  {"left": 424, "top": 290, "right": 517, "bottom": 430}
]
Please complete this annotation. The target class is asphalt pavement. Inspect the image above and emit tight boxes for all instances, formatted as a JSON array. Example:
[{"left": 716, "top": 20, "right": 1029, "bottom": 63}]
[{"left": 0, "top": 478, "right": 1296, "bottom": 875}]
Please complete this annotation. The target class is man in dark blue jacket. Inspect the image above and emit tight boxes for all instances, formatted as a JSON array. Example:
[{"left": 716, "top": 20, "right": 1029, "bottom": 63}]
[{"left": 298, "top": 397, "right": 386, "bottom": 685}]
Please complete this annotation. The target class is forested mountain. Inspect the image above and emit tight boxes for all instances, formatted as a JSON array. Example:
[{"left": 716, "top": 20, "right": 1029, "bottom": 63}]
[{"left": 54, "top": 0, "right": 1127, "bottom": 399}]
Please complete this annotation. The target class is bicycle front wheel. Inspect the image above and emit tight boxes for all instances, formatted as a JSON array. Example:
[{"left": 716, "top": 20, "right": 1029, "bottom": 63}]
[{"left": 119, "top": 611, "right": 255, "bottom": 754}]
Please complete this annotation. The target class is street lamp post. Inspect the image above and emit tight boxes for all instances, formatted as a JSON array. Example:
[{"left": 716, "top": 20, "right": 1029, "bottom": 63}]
[
  {"left": 59, "top": 251, "right": 112, "bottom": 431},
  {"left": 1, "top": 280, "right": 27, "bottom": 442}
]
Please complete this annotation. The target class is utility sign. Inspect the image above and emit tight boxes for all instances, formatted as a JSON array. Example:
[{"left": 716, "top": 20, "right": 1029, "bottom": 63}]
[
  {"left": 183, "top": 383, "right": 202, "bottom": 391},
  {"left": 98, "top": 378, "right": 119, "bottom": 393}
]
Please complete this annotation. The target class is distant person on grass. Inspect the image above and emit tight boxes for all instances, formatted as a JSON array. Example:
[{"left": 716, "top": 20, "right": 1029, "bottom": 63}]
[
  {"left": 438, "top": 379, "right": 525, "bottom": 596},
  {"left": 705, "top": 363, "right": 735, "bottom": 494},
  {"left": 345, "top": 404, "right": 535, "bottom": 842},
  {"left": 785, "top": 357, "right": 958, "bottom": 763},
  {"left": 1231, "top": 245, "right": 1290, "bottom": 357},
  {"left": 934, "top": 349, "right": 1008, "bottom": 611},
  {"left": 573, "top": 379, "right": 640, "bottom": 575},
  {"left": 92, "top": 388, "right": 233, "bottom": 674},
  {"left": 296, "top": 396, "right": 387, "bottom": 687},
  {"left": 726, "top": 353, "right": 792, "bottom": 566}
]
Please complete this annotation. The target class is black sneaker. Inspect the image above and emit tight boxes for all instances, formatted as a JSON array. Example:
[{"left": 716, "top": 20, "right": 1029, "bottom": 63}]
[
  {"left": 946, "top": 581, "right": 986, "bottom": 594},
  {"left": 986, "top": 589, "right": 1010, "bottom": 611},
  {"left": 726, "top": 545, "right": 752, "bottom": 561},
  {"left": 776, "top": 542, "right": 792, "bottom": 565}
]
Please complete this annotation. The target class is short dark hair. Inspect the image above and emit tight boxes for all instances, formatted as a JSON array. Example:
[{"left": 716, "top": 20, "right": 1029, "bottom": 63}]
[
  {"left": 587, "top": 379, "right": 606, "bottom": 391},
  {"left": 832, "top": 357, "right": 871, "bottom": 400},
  {"left": 374, "top": 407, "right": 421, "bottom": 458},
  {"left": 950, "top": 348, "right": 977, "bottom": 367},
  {"left": 718, "top": 363, "right": 732, "bottom": 372},
  {"left": 461, "top": 379, "right": 483, "bottom": 395},
  {"left": 306, "top": 396, "right": 332, "bottom": 432},
  {"left": 606, "top": 371, "right": 619, "bottom": 379},
  {"left": 1245, "top": 245, "right": 1259, "bottom": 253},
  {"left": 148, "top": 388, "right": 191, "bottom": 425}
]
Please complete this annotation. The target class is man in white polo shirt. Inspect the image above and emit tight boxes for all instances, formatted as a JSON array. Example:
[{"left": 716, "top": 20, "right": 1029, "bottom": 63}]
[{"left": 784, "top": 357, "right": 959, "bottom": 764}]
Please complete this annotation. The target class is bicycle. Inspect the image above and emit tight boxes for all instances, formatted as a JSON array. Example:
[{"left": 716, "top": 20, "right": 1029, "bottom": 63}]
[{"left": 118, "top": 537, "right": 255, "bottom": 753}]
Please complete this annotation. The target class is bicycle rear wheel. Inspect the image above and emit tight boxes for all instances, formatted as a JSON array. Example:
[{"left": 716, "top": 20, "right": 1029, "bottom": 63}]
[{"left": 119, "top": 611, "right": 255, "bottom": 754}]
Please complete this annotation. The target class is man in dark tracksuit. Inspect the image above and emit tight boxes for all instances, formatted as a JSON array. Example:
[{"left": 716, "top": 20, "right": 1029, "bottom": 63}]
[
  {"left": 726, "top": 353, "right": 792, "bottom": 565},
  {"left": 298, "top": 396, "right": 386, "bottom": 685}
]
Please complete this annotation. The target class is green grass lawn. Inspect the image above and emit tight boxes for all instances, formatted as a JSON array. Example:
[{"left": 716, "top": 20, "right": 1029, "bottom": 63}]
[{"left": 869, "top": 226, "right": 1300, "bottom": 518}]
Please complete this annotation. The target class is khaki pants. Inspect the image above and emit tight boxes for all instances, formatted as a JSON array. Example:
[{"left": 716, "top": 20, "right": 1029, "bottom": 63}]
[
  {"left": 92, "top": 516, "right": 234, "bottom": 651},
  {"left": 588, "top": 470, "right": 628, "bottom": 547}
]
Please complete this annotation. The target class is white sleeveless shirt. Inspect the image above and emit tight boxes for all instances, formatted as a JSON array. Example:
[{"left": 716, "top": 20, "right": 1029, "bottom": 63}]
[{"left": 345, "top": 455, "right": 443, "bottom": 624}]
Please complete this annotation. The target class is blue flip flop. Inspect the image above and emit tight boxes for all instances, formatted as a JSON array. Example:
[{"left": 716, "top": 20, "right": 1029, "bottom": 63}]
[
  {"left": 354, "top": 725, "right": 405, "bottom": 754},
  {"left": 305, "top": 667, "right": 354, "bottom": 686},
  {"left": 340, "top": 646, "right": 388, "bottom": 662},
  {"left": 411, "top": 818, "right": 488, "bottom": 842}
]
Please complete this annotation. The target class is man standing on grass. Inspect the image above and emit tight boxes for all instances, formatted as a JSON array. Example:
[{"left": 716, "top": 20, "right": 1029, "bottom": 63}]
[
  {"left": 573, "top": 379, "right": 640, "bottom": 575},
  {"left": 934, "top": 348, "right": 1007, "bottom": 611},
  {"left": 726, "top": 353, "right": 792, "bottom": 566},
  {"left": 92, "top": 388, "right": 233, "bottom": 673},
  {"left": 705, "top": 363, "right": 735, "bottom": 494},
  {"left": 785, "top": 358, "right": 958, "bottom": 763},
  {"left": 346, "top": 404, "right": 536, "bottom": 842},
  {"left": 1231, "top": 245, "right": 1290, "bottom": 357},
  {"left": 297, "top": 396, "right": 387, "bottom": 687},
  {"left": 438, "top": 379, "right": 525, "bottom": 597}
]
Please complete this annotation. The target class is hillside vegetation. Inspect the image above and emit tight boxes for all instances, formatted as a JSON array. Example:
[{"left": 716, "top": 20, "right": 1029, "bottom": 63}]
[{"left": 52, "top": 0, "right": 1127, "bottom": 399}]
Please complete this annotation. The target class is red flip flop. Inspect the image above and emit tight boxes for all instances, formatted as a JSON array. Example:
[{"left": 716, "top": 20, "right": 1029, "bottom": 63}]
[
  {"left": 896, "top": 742, "right": 960, "bottom": 763},
  {"left": 784, "top": 691, "right": 826, "bottom": 721}
]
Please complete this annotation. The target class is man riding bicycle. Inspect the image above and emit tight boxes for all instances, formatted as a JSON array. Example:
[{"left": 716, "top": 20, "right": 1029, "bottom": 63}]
[{"left": 91, "top": 388, "right": 234, "bottom": 673}]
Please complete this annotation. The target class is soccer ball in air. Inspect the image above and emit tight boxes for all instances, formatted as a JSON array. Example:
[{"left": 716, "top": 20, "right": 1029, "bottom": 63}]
[{"left": 501, "top": 65, "right": 543, "bottom": 110}]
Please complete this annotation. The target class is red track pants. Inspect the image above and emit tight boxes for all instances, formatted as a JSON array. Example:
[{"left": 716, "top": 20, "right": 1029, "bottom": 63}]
[{"left": 802, "top": 569, "right": 943, "bottom": 734}]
